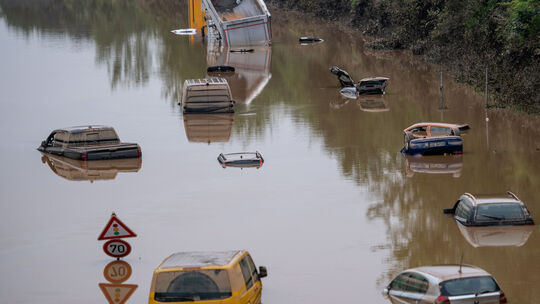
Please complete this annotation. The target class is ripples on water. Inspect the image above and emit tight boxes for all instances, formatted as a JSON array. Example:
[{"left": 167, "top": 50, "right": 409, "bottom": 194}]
[{"left": 0, "top": 1, "right": 539, "bottom": 303}]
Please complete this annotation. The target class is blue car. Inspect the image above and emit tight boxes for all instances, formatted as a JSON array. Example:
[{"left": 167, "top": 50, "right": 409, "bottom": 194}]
[{"left": 401, "top": 136, "right": 463, "bottom": 155}]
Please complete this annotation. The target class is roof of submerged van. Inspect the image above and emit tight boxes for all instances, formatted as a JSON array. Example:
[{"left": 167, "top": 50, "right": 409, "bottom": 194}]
[
  {"left": 56, "top": 125, "right": 113, "bottom": 133},
  {"left": 157, "top": 250, "right": 243, "bottom": 270}
]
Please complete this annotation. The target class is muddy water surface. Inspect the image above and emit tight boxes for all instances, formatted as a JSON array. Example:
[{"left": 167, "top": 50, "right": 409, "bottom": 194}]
[{"left": 1, "top": 1, "right": 539, "bottom": 303}]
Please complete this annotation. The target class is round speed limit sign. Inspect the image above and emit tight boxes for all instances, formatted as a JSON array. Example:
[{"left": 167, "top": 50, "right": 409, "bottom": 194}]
[{"left": 103, "top": 239, "right": 132, "bottom": 258}]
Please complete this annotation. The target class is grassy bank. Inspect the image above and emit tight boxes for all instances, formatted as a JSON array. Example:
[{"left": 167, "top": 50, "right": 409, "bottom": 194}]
[{"left": 269, "top": 0, "right": 539, "bottom": 113}]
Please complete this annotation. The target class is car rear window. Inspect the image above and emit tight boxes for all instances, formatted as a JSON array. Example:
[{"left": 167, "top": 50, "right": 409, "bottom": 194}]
[
  {"left": 476, "top": 204, "right": 525, "bottom": 221},
  {"left": 440, "top": 276, "right": 499, "bottom": 296},
  {"left": 154, "top": 269, "right": 232, "bottom": 302}
]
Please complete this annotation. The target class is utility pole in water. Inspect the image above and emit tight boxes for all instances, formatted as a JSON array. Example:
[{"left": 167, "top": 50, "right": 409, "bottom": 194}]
[{"left": 485, "top": 66, "right": 489, "bottom": 108}]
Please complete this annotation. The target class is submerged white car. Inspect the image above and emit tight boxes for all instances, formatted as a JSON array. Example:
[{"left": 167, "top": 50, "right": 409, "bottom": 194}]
[{"left": 383, "top": 265, "right": 507, "bottom": 303}]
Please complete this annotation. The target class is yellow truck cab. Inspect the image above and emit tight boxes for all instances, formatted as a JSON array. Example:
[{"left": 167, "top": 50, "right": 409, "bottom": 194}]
[{"left": 149, "top": 250, "right": 267, "bottom": 304}]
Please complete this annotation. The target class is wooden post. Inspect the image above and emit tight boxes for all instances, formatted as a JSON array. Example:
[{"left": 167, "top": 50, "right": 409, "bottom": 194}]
[{"left": 440, "top": 69, "right": 444, "bottom": 109}]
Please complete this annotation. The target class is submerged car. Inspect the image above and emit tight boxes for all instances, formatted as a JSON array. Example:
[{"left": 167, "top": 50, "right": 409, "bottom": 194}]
[
  {"left": 148, "top": 250, "right": 267, "bottom": 304},
  {"left": 38, "top": 125, "right": 141, "bottom": 161},
  {"left": 329, "top": 66, "right": 355, "bottom": 87},
  {"left": 444, "top": 192, "right": 535, "bottom": 226},
  {"left": 357, "top": 76, "right": 389, "bottom": 94},
  {"left": 402, "top": 122, "right": 470, "bottom": 156},
  {"left": 384, "top": 265, "right": 507, "bottom": 304},
  {"left": 218, "top": 152, "right": 264, "bottom": 168},
  {"left": 181, "top": 78, "right": 235, "bottom": 113},
  {"left": 330, "top": 66, "right": 389, "bottom": 95}
]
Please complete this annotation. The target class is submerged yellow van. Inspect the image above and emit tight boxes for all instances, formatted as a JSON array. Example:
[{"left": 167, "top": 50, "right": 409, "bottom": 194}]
[{"left": 149, "top": 250, "right": 267, "bottom": 304}]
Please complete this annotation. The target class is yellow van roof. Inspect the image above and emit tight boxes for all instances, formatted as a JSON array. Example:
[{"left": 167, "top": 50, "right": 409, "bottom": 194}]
[{"left": 158, "top": 251, "right": 242, "bottom": 269}]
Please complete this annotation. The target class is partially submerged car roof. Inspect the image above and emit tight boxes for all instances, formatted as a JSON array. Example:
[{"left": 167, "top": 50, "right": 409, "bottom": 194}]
[
  {"left": 403, "top": 122, "right": 468, "bottom": 133},
  {"left": 461, "top": 192, "right": 523, "bottom": 206},
  {"left": 157, "top": 250, "right": 243, "bottom": 270},
  {"left": 412, "top": 265, "right": 491, "bottom": 282},
  {"left": 359, "top": 76, "right": 389, "bottom": 82},
  {"left": 55, "top": 125, "right": 113, "bottom": 133}
]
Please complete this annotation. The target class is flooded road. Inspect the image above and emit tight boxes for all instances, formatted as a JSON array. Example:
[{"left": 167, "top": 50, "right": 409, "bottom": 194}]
[{"left": 1, "top": 1, "right": 540, "bottom": 303}]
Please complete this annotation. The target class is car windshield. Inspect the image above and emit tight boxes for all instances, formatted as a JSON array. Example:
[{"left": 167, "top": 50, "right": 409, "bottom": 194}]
[
  {"left": 440, "top": 276, "right": 499, "bottom": 296},
  {"left": 476, "top": 203, "right": 524, "bottom": 221},
  {"left": 154, "top": 269, "right": 232, "bottom": 302}
]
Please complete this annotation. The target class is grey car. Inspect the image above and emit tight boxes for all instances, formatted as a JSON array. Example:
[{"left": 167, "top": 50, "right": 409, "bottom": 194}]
[{"left": 383, "top": 265, "right": 507, "bottom": 304}]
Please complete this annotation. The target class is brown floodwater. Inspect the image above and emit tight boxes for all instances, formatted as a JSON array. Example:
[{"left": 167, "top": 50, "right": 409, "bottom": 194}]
[{"left": 1, "top": 1, "right": 539, "bottom": 303}]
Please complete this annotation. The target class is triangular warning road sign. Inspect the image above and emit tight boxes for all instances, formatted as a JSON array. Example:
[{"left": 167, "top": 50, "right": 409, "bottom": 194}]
[
  {"left": 98, "top": 213, "right": 137, "bottom": 240},
  {"left": 99, "top": 283, "right": 137, "bottom": 304}
]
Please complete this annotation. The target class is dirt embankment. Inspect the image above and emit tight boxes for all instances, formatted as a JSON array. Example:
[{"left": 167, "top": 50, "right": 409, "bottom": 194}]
[{"left": 269, "top": 0, "right": 540, "bottom": 113}]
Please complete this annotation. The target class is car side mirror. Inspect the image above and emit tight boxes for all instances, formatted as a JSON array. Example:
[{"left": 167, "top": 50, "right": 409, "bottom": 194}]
[
  {"left": 41, "top": 140, "right": 47, "bottom": 147},
  {"left": 259, "top": 266, "right": 267, "bottom": 278},
  {"left": 443, "top": 208, "right": 455, "bottom": 214}
]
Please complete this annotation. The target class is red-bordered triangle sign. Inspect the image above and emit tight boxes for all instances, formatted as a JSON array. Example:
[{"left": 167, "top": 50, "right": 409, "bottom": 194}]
[
  {"left": 98, "top": 213, "right": 137, "bottom": 240},
  {"left": 99, "top": 283, "right": 137, "bottom": 304}
]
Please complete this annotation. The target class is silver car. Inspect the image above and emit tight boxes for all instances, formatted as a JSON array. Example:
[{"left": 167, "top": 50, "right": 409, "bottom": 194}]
[{"left": 383, "top": 265, "right": 507, "bottom": 303}]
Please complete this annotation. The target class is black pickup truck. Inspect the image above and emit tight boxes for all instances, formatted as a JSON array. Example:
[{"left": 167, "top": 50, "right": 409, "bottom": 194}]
[{"left": 38, "top": 126, "right": 141, "bottom": 161}]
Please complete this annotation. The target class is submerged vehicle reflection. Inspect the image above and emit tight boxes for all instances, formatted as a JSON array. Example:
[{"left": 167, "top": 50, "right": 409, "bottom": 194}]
[
  {"left": 405, "top": 155, "right": 463, "bottom": 178},
  {"left": 183, "top": 114, "right": 234, "bottom": 143},
  {"left": 41, "top": 153, "right": 141, "bottom": 182},
  {"left": 457, "top": 222, "right": 534, "bottom": 247},
  {"left": 149, "top": 250, "right": 267, "bottom": 304},
  {"left": 384, "top": 265, "right": 507, "bottom": 304},
  {"left": 218, "top": 152, "right": 264, "bottom": 168},
  {"left": 206, "top": 41, "right": 272, "bottom": 105},
  {"left": 357, "top": 95, "right": 389, "bottom": 112}
]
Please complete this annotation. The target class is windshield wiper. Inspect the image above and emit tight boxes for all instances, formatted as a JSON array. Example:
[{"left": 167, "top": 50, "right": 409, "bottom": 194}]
[
  {"left": 156, "top": 296, "right": 194, "bottom": 302},
  {"left": 476, "top": 289, "right": 495, "bottom": 296},
  {"left": 479, "top": 214, "right": 504, "bottom": 220}
]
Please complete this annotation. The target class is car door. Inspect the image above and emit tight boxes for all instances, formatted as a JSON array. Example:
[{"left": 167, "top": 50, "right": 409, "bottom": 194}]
[{"left": 388, "top": 273, "right": 410, "bottom": 303}]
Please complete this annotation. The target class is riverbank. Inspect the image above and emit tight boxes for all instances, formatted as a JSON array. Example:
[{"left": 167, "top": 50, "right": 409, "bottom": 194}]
[{"left": 268, "top": 0, "right": 539, "bottom": 113}]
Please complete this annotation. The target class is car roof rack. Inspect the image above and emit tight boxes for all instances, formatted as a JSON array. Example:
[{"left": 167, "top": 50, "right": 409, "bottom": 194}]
[{"left": 506, "top": 191, "right": 520, "bottom": 201}]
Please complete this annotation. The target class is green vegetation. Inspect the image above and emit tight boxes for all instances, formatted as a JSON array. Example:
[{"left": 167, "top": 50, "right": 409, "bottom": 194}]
[{"left": 270, "top": 0, "right": 540, "bottom": 113}]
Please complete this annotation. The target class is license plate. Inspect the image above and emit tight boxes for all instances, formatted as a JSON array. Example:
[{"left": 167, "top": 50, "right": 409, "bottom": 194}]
[{"left": 429, "top": 141, "right": 445, "bottom": 147}]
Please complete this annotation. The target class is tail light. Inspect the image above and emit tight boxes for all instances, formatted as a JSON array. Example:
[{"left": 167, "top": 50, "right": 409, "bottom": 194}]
[
  {"left": 81, "top": 152, "right": 88, "bottom": 161},
  {"left": 500, "top": 290, "right": 507, "bottom": 303},
  {"left": 137, "top": 147, "right": 142, "bottom": 158},
  {"left": 435, "top": 296, "right": 450, "bottom": 304}
]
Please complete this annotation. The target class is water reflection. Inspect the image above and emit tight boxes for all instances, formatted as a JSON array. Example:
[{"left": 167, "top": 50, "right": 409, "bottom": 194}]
[
  {"left": 183, "top": 114, "right": 234, "bottom": 143},
  {"left": 40, "top": 153, "right": 142, "bottom": 182},
  {"left": 456, "top": 222, "right": 534, "bottom": 248},
  {"left": 357, "top": 95, "right": 389, "bottom": 112},
  {"left": 206, "top": 41, "right": 272, "bottom": 105},
  {"left": 99, "top": 260, "right": 137, "bottom": 304},
  {"left": 404, "top": 155, "right": 462, "bottom": 178}
]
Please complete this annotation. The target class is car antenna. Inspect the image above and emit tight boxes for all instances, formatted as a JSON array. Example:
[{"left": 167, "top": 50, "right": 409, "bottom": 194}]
[{"left": 458, "top": 252, "right": 464, "bottom": 274}]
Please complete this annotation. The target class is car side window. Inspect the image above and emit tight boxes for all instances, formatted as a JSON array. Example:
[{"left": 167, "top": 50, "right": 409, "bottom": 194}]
[
  {"left": 410, "top": 126, "right": 428, "bottom": 136},
  {"left": 430, "top": 126, "right": 451, "bottom": 136},
  {"left": 407, "top": 273, "right": 429, "bottom": 293},
  {"left": 455, "top": 200, "right": 471, "bottom": 220},
  {"left": 390, "top": 273, "right": 410, "bottom": 291},
  {"left": 239, "top": 257, "right": 254, "bottom": 290},
  {"left": 245, "top": 254, "right": 259, "bottom": 284}
]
